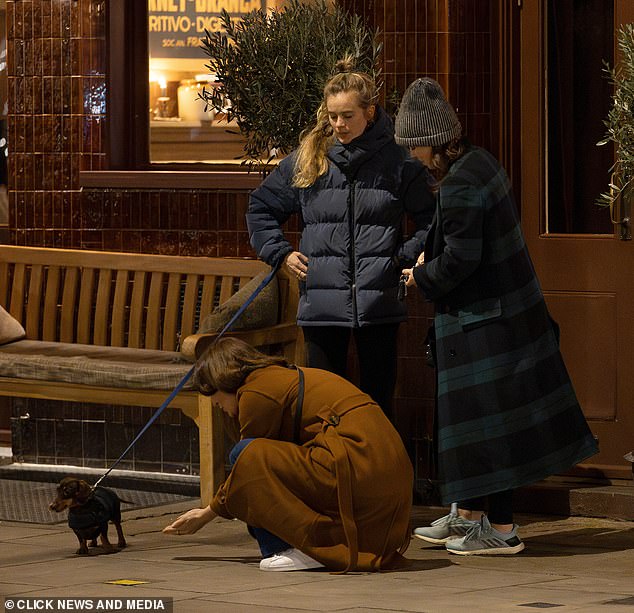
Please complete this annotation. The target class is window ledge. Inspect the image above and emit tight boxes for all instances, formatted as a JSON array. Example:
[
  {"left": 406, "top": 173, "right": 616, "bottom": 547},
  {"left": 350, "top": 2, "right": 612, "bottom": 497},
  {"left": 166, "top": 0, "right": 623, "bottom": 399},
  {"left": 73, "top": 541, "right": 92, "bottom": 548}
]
[{"left": 79, "top": 170, "right": 264, "bottom": 190}]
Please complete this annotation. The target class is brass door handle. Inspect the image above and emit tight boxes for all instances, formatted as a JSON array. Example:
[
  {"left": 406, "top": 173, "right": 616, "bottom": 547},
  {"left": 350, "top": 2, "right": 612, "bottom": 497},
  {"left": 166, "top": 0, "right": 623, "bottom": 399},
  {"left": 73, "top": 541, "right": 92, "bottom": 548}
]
[{"left": 609, "top": 173, "right": 632, "bottom": 241}]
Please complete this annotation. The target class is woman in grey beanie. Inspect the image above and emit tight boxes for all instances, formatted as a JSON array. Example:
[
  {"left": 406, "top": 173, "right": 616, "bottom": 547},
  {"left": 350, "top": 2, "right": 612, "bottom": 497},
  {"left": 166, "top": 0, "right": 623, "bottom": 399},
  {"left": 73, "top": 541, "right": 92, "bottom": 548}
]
[{"left": 397, "top": 78, "right": 598, "bottom": 555}]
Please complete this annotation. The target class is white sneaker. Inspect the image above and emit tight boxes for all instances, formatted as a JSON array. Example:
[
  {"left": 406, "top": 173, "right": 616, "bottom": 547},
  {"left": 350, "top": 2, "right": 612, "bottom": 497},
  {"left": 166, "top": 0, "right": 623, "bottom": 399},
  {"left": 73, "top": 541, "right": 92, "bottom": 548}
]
[{"left": 259, "top": 548, "right": 324, "bottom": 571}]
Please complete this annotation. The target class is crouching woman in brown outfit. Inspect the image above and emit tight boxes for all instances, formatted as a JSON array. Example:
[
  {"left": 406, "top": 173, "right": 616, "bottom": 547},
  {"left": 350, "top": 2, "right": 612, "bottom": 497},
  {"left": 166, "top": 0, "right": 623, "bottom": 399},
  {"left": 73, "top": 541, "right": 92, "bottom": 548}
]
[{"left": 163, "top": 337, "right": 413, "bottom": 572}]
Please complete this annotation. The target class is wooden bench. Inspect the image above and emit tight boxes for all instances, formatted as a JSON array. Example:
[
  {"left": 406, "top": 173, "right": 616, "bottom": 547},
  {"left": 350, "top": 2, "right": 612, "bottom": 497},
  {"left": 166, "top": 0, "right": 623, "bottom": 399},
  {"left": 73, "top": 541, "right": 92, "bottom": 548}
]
[{"left": 0, "top": 245, "right": 300, "bottom": 505}]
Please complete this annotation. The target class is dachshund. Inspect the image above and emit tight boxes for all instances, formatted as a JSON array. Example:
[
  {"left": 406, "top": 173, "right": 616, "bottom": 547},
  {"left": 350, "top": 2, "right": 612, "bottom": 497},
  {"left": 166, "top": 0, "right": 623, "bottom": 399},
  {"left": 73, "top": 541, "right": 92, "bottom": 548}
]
[{"left": 49, "top": 477, "right": 130, "bottom": 555}]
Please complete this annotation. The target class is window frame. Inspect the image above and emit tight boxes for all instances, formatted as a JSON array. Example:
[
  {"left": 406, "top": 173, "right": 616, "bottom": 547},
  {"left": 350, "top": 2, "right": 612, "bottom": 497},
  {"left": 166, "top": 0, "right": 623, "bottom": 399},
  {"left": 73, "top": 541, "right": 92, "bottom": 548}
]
[{"left": 79, "top": 2, "right": 259, "bottom": 189}]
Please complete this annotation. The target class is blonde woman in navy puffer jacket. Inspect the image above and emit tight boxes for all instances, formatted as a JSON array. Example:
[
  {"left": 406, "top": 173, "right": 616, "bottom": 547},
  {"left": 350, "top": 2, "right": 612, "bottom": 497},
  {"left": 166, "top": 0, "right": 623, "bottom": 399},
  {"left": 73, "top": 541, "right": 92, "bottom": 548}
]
[{"left": 246, "top": 59, "right": 435, "bottom": 420}]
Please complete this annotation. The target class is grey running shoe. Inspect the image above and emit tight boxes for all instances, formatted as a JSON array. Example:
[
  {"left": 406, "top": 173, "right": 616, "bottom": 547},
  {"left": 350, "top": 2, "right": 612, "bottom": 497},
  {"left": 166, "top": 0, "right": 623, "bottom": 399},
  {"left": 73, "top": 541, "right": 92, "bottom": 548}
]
[
  {"left": 445, "top": 515, "right": 525, "bottom": 555},
  {"left": 413, "top": 512, "right": 479, "bottom": 544}
]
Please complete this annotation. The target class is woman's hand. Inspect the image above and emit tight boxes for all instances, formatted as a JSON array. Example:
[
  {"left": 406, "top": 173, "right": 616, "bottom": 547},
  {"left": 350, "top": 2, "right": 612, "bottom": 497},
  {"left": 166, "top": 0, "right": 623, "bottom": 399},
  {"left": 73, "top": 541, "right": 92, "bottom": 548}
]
[
  {"left": 162, "top": 506, "right": 217, "bottom": 536},
  {"left": 284, "top": 251, "right": 309, "bottom": 281},
  {"left": 401, "top": 268, "right": 418, "bottom": 288},
  {"left": 402, "top": 252, "right": 424, "bottom": 288}
]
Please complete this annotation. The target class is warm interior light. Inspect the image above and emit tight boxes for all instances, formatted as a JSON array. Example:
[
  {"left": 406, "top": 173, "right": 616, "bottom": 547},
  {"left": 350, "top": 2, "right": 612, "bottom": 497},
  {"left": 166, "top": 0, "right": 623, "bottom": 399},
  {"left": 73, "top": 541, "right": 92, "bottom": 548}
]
[{"left": 149, "top": 71, "right": 167, "bottom": 91}]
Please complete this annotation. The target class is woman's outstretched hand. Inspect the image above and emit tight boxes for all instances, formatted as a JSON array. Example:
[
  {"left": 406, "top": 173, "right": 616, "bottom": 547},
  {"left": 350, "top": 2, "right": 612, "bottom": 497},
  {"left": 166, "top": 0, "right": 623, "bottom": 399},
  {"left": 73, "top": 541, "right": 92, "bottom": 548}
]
[{"left": 162, "top": 506, "right": 217, "bottom": 536}]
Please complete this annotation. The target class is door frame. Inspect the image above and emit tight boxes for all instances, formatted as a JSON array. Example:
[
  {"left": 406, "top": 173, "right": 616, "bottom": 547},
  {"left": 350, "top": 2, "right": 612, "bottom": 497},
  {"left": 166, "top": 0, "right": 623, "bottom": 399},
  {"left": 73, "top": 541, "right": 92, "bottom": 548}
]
[{"left": 520, "top": 0, "right": 634, "bottom": 479}]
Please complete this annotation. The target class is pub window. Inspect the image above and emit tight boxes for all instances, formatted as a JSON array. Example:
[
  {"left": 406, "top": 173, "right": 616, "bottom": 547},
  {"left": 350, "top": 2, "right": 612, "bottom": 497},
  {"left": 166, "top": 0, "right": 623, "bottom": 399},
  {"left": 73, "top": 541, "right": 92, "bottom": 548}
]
[
  {"left": 106, "top": 1, "right": 288, "bottom": 171},
  {"left": 147, "top": 0, "right": 278, "bottom": 164}
]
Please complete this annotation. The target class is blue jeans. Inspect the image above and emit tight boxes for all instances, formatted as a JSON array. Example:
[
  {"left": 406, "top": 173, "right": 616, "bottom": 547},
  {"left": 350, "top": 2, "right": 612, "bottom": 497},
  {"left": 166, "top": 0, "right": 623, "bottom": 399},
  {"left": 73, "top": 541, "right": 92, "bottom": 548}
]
[{"left": 229, "top": 438, "right": 290, "bottom": 558}]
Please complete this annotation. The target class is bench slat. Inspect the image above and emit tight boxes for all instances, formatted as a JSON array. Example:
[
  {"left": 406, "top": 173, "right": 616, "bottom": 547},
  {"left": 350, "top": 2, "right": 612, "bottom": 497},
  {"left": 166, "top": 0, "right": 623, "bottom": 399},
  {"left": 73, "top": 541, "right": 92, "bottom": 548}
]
[
  {"left": 200, "top": 275, "right": 217, "bottom": 317},
  {"left": 218, "top": 276, "right": 235, "bottom": 305},
  {"left": 0, "top": 245, "right": 267, "bottom": 276},
  {"left": 146, "top": 271, "right": 164, "bottom": 350},
  {"left": 111, "top": 269, "right": 129, "bottom": 347},
  {"left": 0, "top": 377, "right": 199, "bottom": 411},
  {"left": 180, "top": 273, "right": 200, "bottom": 341},
  {"left": 0, "top": 262, "right": 8, "bottom": 306},
  {"left": 9, "top": 263, "right": 27, "bottom": 323},
  {"left": 238, "top": 275, "right": 252, "bottom": 289},
  {"left": 94, "top": 269, "right": 113, "bottom": 345},
  {"left": 60, "top": 267, "right": 79, "bottom": 342},
  {"left": 163, "top": 273, "right": 181, "bottom": 351},
  {"left": 26, "top": 265, "right": 44, "bottom": 338},
  {"left": 77, "top": 268, "right": 95, "bottom": 344},
  {"left": 128, "top": 270, "right": 147, "bottom": 348},
  {"left": 43, "top": 266, "right": 61, "bottom": 341}
]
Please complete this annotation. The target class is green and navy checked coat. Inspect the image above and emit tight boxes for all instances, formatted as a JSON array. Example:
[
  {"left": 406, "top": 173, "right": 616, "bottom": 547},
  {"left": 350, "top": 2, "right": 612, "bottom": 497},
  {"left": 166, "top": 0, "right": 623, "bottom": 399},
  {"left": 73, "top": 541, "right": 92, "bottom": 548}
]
[{"left": 412, "top": 146, "right": 598, "bottom": 504}]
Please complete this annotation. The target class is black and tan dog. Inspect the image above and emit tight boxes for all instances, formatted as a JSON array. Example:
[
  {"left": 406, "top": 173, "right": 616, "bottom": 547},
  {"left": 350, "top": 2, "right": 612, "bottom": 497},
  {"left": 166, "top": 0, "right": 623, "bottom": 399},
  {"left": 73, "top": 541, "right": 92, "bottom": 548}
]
[{"left": 49, "top": 477, "right": 129, "bottom": 555}]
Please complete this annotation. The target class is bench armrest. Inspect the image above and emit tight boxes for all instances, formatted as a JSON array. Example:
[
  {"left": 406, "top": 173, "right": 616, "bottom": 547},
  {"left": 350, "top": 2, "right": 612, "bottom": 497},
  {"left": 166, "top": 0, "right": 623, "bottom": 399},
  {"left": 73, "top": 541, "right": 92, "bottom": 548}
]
[{"left": 181, "top": 323, "right": 300, "bottom": 362}]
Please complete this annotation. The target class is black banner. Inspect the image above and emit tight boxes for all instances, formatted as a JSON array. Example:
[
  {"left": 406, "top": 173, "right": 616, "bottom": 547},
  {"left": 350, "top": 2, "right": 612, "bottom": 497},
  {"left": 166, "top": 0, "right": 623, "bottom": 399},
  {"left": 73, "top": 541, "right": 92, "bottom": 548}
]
[{"left": 148, "top": 0, "right": 265, "bottom": 59}]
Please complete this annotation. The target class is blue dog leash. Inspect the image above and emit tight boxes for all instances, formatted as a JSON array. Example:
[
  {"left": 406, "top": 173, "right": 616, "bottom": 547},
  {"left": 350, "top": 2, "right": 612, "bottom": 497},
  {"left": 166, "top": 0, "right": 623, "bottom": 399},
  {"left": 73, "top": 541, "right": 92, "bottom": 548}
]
[{"left": 92, "top": 261, "right": 281, "bottom": 490}]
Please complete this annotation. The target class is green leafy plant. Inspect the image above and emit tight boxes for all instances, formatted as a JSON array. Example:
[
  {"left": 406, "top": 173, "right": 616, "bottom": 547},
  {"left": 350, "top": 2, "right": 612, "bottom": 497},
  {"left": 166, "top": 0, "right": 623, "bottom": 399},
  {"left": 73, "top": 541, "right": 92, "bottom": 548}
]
[
  {"left": 597, "top": 24, "right": 634, "bottom": 209},
  {"left": 199, "top": 0, "right": 381, "bottom": 166}
]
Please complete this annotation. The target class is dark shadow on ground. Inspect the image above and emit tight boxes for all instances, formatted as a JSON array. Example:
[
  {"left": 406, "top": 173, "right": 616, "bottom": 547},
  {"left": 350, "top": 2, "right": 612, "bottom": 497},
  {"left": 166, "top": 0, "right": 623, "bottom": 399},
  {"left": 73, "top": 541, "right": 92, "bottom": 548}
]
[
  {"left": 409, "top": 526, "right": 634, "bottom": 558},
  {"left": 172, "top": 556, "right": 452, "bottom": 573},
  {"left": 381, "top": 559, "right": 452, "bottom": 572},
  {"left": 173, "top": 555, "right": 262, "bottom": 563},
  {"left": 521, "top": 526, "right": 634, "bottom": 557}
]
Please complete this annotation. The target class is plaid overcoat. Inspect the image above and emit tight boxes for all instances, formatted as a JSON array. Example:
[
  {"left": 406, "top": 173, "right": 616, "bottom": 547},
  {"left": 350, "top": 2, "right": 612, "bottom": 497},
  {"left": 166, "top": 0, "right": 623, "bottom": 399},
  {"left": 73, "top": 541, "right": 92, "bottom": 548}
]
[{"left": 412, "top": 146, "right": 598, "bottom": 504}]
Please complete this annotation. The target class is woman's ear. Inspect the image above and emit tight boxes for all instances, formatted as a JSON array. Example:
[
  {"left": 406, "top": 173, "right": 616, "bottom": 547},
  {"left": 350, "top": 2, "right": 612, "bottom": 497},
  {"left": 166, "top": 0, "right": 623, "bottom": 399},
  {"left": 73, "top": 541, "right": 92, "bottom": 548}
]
[{"left": 366, "top": 104, "right": 376, "bottom": 122}]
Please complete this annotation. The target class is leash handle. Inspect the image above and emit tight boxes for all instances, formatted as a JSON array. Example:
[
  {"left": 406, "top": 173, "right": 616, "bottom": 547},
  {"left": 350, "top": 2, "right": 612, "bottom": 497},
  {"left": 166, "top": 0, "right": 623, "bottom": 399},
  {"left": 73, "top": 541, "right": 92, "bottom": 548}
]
[{"left": 92, "top": 261, "right": 281, "bottom": 490}]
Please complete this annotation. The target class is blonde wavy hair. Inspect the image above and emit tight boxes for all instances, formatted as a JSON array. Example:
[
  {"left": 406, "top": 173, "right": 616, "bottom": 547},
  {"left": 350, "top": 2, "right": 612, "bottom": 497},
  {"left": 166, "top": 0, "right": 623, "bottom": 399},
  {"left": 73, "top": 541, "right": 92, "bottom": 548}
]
[{"left": 293, "top": 57, "right": 378, "bottom": 188}]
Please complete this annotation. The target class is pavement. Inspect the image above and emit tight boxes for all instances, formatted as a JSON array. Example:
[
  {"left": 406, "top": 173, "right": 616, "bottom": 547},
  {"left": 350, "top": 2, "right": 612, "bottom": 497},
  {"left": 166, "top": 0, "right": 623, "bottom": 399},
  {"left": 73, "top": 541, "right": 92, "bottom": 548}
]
[{"left": 2, "top": 500, "right": 634, "bottom": 613}]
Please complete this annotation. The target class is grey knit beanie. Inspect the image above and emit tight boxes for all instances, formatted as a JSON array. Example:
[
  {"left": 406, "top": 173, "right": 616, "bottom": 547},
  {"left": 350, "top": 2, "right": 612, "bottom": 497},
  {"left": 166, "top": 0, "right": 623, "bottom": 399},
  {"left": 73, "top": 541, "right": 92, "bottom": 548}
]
[{"left": 394, "top": 78, "right": 462, "bottom": 147}]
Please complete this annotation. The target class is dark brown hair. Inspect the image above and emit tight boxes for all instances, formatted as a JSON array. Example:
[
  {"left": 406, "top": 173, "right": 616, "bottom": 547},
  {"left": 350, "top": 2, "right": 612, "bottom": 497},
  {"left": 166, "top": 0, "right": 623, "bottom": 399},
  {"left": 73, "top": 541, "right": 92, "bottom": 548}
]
[
  {"left": 195, "top": 337, "right": 288, "bottom": 396},
  {"left": 428, "top": 136, "right": 470, "bottom": 182}
]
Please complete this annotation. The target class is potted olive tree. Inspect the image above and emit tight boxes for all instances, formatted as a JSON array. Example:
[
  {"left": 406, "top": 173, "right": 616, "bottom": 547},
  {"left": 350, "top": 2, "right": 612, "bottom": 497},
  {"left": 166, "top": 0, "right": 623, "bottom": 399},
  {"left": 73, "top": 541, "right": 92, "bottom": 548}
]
[
  {"left": 597, "top": 23, "right": 634, "bottom": 239},
  {"left": 198, "top": 0, "right": 381, "bottom": 167}
]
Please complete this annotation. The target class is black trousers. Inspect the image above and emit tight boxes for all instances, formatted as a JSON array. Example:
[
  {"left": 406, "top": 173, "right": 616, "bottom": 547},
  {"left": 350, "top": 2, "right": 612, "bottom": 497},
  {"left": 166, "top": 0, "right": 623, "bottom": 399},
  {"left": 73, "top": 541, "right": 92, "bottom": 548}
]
[
  {"left": 302, "top": 324, "right": 400, "bottom": 420},
  {"left": 459, "top": 490, "right": 514, "bottom": 525}
]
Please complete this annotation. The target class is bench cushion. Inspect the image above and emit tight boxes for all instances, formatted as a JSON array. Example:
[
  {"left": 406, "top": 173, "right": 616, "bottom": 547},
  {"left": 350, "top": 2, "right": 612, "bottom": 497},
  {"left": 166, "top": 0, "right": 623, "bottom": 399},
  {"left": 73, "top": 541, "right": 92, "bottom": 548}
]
[
  {"left": 0, "top": 340, "right": 194, "bottom": 390},
  {"left": 198, "top": 269, "right": 279, "bottom": 334},
  {"left": 0, "top": 306, "right": 26, "bottom": 345}
]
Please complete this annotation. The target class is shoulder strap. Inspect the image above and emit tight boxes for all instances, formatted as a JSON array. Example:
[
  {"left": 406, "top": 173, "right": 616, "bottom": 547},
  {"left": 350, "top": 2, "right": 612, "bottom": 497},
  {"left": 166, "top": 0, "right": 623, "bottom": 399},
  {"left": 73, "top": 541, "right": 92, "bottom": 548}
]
[{"left": 294, "top": 367, "right": 305, "bottom": 444}]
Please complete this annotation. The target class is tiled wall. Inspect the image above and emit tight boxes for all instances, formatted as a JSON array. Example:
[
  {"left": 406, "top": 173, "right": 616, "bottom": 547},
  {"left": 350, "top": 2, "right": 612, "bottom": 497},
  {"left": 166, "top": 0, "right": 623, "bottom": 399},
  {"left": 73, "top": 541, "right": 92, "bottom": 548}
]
[
  {"left": 76, "top": 188, "right": 303, "bottom": 256},
  {"left": 7, "top": 0, "right": 105, "bottom": 247},
  {"left": 341, "top": 0, "right": 495, "bottom": 149},
  {"left": 11, "top": 398, "right": 199, "bottom": 475},
  {"left": 6, "top": 0, "right": 496, "bottom": 486}
]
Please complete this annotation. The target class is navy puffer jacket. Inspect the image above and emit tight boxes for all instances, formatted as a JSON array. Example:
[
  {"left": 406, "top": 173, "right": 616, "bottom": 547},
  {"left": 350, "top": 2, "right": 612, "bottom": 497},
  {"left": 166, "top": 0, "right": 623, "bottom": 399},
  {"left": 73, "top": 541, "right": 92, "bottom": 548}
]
[{"left": 246, "top": 106, "right": 435, "bottom": 327}]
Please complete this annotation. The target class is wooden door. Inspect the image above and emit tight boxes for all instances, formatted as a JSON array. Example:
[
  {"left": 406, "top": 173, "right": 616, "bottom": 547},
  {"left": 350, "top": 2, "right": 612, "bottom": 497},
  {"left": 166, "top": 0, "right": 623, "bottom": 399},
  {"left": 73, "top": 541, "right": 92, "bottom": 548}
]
[{"left": 521, "top": 0, "right": 634, "bottom": 478}]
